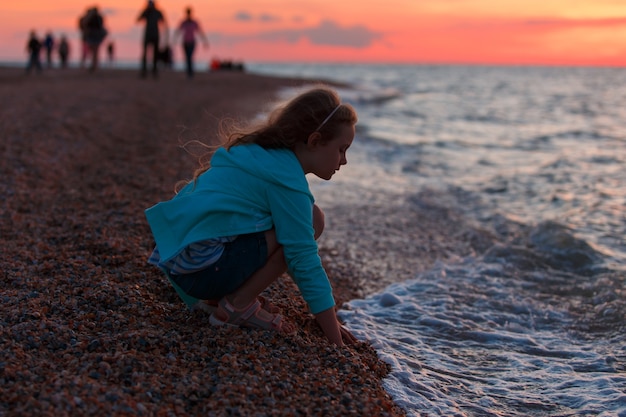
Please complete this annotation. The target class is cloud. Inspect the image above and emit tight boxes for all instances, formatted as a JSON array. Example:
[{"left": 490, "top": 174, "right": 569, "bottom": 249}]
[
  {"left": 234, "top": 11, "right": 253, "bottom": 22},
  {"left": 259, "top": 13, "right": 280, "bottom": 23},
  {"left": 447, "top": 15, "right": 626, "bottom": 35},
  {"left": 228, "top": 11, "right": 381, "bottom": 48},
  {"left": 101, "top": 8, "right": 117, "bottom": 17},
  {"left": 524, "top": 16, "right": 626, "bottom": 27},
  {"left": 255, "top": 19, "right": 383, "bottom": 48},
  {"left": 234, "top": 10, "right": 281, "bottom": 23}
]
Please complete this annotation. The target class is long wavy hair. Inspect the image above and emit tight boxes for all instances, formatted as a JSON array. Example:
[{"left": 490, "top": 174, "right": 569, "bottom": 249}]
[{"left": 187, "top": 85, "right": 357, "bottom": 184}]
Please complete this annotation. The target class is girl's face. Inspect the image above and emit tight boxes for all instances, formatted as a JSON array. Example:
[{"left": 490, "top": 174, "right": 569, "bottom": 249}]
[{"left": 310, "top": 123, "right": 355, "bottom": 180}]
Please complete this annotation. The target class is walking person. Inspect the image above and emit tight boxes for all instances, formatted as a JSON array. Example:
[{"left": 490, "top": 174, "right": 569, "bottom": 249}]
[
  {"left": 80, "top": 6, "right": 108, "bottom": 72},
  {"left": 58, "top": 34, "right": 70, "bottom": 68},
  {"left": 25, "top": 30, "right": 43, "bottom": 74},
  {"left": 107, "top": 41, "right": 115, "bottom": 66},
  {"left": 43, "top": 31, "right": 55, "bottom": 68},
  {"left": 173, "top": 6, "right": 209, "bottom": 78},
  {"left": 137, "top": 0, "right": 167, "bottom": 78}
]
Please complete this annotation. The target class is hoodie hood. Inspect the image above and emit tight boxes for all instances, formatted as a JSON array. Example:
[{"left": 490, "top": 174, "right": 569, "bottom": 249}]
[{"left": 210, "top": 144, "right": 310, "bottom": 195}]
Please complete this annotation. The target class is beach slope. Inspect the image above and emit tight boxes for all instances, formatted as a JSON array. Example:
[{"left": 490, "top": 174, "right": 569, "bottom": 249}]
[{"left": 0, "top": 67, "right": 406, "bottom": 416}]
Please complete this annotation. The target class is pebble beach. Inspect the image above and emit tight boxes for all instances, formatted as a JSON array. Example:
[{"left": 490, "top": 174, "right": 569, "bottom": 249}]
[
  {"left": 0, "top": 65, "right": 482, "bottom": 416},
  {"left": 0, "top": 66, "right": 405, "bottom": 416}
]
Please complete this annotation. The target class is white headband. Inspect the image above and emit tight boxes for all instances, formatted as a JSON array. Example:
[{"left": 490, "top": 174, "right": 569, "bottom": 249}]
[{"left": 314, "top": 105, "right": 341, "bottom": 132}]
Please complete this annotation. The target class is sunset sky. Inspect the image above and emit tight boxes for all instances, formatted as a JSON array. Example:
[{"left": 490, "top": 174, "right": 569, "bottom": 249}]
[{"left": 2, "top": 0, "right": 626, "bottom": 66}]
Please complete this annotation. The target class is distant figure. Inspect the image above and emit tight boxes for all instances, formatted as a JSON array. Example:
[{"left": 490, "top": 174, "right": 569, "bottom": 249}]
[
  {"left": 79, "top": 6, "right": 108, "bottom": 72},
  {"left": 43, "top": 31, "right": 55, "bottom": 68},
  {"left": 107, "top": 41, "right": 115, "bottom": 66},
  {"left": 137, "top": 0, "right": 167, "bottom": 78},
  {"left": 174, "top": 6, "right": 209, "bottom": 78},
  {"left": 78, "top": 12, "right": 88, "bottom": 68},
  {"left": 25, "top": 30, "right": 43, "bottom": 74},
  {"left": 58, "top": 34, "right": 70, "bottom": 68}
]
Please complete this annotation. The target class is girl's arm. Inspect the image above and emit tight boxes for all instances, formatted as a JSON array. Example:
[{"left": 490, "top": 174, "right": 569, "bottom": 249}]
[{"left": 315, "top": 307, "right": 357, "bottom": 346}]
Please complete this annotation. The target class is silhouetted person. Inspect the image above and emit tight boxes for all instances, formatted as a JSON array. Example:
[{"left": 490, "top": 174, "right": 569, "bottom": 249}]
[
  {"left": 43, "top": 31, "right": 55, "bottom": 68},
  {"left": 174, "top": 6, "right": 209, "bottom": 79},
  {"left": 137, "top": 0, "right": 167, "bottom": 78},
  {"left": 25, "top": 30, "right": 43, "bottom": 74},
  {"left": 78, "top": 12, "right": 88, "bottom": 68},
  {"left": 107, "top": 41, "right": 115, "bottom": 66},
  {"left": 80, "top": 6, "right": 108, "bottom": 72},
  {"left": 58, "top": 34, "right": 70, "bottom": 68}
]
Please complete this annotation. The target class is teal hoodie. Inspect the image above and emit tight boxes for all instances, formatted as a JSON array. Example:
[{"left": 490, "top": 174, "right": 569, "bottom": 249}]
[{"left": 145, "top": 144, "right": 335, "bottom": 314}]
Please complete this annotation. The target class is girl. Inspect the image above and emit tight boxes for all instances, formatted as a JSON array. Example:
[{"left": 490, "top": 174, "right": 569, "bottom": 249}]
[{"left": 145, "top": 87, "right": 358, "bottom": 346}]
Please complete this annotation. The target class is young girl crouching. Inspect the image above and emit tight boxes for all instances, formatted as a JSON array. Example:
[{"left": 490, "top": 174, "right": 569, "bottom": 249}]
[{"left": 145, "top": 86, "right": 358, "bottom": 346}]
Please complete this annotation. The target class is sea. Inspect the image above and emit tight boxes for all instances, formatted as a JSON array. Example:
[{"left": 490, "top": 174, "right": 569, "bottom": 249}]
[{"left": 247, "top": 63, "right": 626, "bottom": 417}]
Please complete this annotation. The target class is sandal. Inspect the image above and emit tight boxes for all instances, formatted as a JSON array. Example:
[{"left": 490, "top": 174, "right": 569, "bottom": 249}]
[{"left": 209, "top": 297, "right": 292, "bottom": 333}]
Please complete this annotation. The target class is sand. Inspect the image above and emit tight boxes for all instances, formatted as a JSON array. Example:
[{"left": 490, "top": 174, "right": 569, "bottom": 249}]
[{"left": 1, "top": 64, "right": 502, "bottom": 416}]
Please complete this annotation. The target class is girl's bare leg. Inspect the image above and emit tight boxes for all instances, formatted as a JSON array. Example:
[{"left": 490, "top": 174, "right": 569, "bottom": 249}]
[
  {"left": 228, "top": 204, "right": 325, "bottom": 310},
  {"left": 227, "top": 229, "right": 286, "bottom": 309}
]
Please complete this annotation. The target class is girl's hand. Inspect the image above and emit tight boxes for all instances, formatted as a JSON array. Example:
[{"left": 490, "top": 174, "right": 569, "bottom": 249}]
[
  {"left": 340, "top": 325, "right": 358, "bottom": 345},
  {"left": 315, "top": 307, "right": 356, "bottom": 346}
]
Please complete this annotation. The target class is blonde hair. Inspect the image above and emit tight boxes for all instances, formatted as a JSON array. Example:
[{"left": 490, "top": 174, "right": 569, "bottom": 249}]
[{"left": 189, "top": 85, "right": 357, "bottom": 183}]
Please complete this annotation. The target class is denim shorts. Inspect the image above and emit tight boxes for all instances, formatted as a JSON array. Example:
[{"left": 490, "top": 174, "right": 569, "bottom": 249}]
[{"left": 169, "top": 231, "right": 268, "bottom": 300}]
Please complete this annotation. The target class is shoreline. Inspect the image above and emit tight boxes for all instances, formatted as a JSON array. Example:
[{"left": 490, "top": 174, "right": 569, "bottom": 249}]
[{"left": 0, "top": 66, "right": 407, "bottom": 416}]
